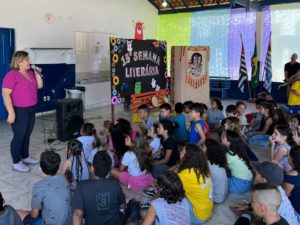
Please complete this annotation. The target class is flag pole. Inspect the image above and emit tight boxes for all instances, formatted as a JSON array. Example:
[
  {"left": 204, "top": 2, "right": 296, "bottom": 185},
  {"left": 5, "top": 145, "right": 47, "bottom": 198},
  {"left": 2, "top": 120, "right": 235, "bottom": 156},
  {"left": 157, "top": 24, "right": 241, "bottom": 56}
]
[{"left": 247, "top": 74, "right": 252, "bottom": 99}]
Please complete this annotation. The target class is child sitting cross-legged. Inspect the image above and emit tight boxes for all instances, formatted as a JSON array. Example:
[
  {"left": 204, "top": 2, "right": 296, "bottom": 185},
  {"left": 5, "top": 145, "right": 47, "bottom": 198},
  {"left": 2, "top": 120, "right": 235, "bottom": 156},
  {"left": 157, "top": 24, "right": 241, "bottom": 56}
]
[
  {"left": 204, "top": 139, "right": 229, "bottom": 204},
  {"left": 146, "top": 124, "right": 162, "bottom": 160},
  {"left": 88, "top": 129, "right": 115, "bottom": 168},
  {"left": 222, "top": 130, "right": 253, "bottom": 194},
  {"left": 72, "top": 151, "right": 126, "bottom": 225},
  {"left": 142, "top": 171, "right": 190, "bottom": 225},
  {"left": 111, "top": 131, "right": 154, "bottom": 190},
  {"left": 0, "top": 191, "right": 22, "bottom": 225},
  {"left": 138, "top": 104, "right": 155, "bottom": 136},
  {"left": 234, "top": 183, "right": 289, "bottom": 225},
  {"left": 178, "top": 143, "right": 213, "bottom": 224},
  {"left": 207, "top": 98, "right": 224, "bottom": 129},
  {"left": 17, "top": 151, "right": 72, "bottom": 225},
  {"left": 61, "top": 139, "right": 90, "bottom": 192},
  {"left": 269, "top": 125, "right": 294, "bottom": 172}
]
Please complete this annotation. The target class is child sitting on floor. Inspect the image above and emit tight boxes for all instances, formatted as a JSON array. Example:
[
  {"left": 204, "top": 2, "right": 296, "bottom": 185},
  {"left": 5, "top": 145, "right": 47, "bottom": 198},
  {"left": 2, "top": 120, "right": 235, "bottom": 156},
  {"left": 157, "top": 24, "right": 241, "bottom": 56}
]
[
  {"left": 146, "top": 124, "right": 161, "bottom": 160},
  {"left": 183, "top": 100, "right": 193, "bottom": 127},
  {"left": 188, "top": 103, "right": 206, "bottom": 145},
  {"left": 88, "top": 129, "right": 115, "bottom": 168},
  {"left": 234, "top": 183, "right": 289, "bottom": 225},
  {"left": 207, "top": 98, "right": 224, "bottom": 129},
  {"left": 288, "top": 80, "right": 300, "bottom": 115},
  {"left": 178, "top": 143, "right": 213, "bottom": 224},
  {"left": 248, "top": 98, "right": 264, "bottom": 132},
  {"left": 270, "top": 125, "right": 294, "bottom": 172},
  {"left": 18, "top": 151, "right": 71, "bottom": 225},
  {"left": 202, "top": 104, "right": 210, "bottom": 139},
  {"left": 111, "top": 131, "right": 153, "bottom": 190},
  {"left": 290, "top": 114, "right": 300, "bottom": 145},
  {"left": 222, "top": 130, "right": 253, "bottom": 194},
  {"left": 138, "top": 104, "right": 155, "bottom": 136},
  {"left": 77, "top": 123, "right": 99, "bottom": 160},
  {"left": 226, "top": 104, "right": 237, "bottom": 117},
  {"left": 72, "top": 151, "right": 126, "bottom": 225},
  {"left": 142, "top": 171, "right": 190, "bottom": 225},
  {"left": 204, "top": 139, "right": 228, "bottom": 204},
  {"left": 283, "top": 145, "right": 300, "bottom": 223},
  {"left": 152, "top": 120, "right": 179, "bottom": 178},
  {"left": 159, "top": 103, "right": 173, "bottom": 122},
  {"left": 173, "top": 102, "right": 188, "bottom": 143},
  {"left": 109, "top": 118, "right": 132, "bottom": 165},
  {"left": 236, "top": 101, "right": 248, "bottom": 129},
  {"left": 61, "top": 139, "right": 90, "bottom": 192},
  {"left": 0, "top": 191, "right": 22, "bottom": 225},
  {"left": 245, "top": 102, "right": 275, "bottom": 147}
]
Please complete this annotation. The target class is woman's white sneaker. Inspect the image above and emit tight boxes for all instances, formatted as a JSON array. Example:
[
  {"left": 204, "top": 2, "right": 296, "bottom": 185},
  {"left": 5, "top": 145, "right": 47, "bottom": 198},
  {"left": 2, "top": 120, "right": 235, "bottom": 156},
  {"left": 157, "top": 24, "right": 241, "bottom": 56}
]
[
  {"left": 12, "top": 161, "right": 30, "bottom": 172},
  {"left": 22, "top": 156, "right": 39, "bottom": 165}
]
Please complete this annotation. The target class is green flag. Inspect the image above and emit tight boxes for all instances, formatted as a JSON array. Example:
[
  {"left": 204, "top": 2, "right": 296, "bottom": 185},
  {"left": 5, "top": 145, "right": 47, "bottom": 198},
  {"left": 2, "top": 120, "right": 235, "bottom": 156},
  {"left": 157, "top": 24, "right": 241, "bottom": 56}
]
[{"left": 250, "top": 43, "right": 259, "bottom": 90}]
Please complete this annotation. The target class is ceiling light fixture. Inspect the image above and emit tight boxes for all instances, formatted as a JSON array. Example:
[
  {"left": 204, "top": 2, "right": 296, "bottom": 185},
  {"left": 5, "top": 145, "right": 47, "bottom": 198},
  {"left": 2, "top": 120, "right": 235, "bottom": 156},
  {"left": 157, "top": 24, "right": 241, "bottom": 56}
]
[{"left": 162, "top": 0, "right": 168, "bottom": 7}]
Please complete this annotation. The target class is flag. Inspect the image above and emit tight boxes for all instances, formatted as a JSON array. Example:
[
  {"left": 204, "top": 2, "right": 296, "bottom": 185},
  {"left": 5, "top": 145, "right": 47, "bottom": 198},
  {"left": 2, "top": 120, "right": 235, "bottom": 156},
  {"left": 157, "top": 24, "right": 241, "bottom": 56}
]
[
  {"left": 263, "top": 37, "right": 272, "bottom": 93},
  {"left": 250, "top": 42, "right": 259, "bottom": 90},
  {"left": 238, "top": 42, "right": 248, "bottom": 93}
]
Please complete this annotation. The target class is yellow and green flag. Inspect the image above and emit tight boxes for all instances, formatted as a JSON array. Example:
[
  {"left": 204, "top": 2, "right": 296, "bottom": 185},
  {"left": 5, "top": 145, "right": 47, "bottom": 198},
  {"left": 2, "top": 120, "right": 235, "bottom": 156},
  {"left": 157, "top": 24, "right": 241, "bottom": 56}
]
[{"left": 250, "top": 43, "right": 259, "bottom": 90}]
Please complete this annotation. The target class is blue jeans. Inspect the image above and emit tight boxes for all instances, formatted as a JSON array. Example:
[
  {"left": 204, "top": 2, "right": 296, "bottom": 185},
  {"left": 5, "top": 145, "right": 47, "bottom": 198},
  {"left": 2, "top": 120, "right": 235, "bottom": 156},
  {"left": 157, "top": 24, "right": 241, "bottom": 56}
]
[
  {"left": 186, "top": 199, "right": 205, "bottom": 225},
  {"left": 244, "top": 133, "right": 270, "bottom": 147},
  {"left": 229, "top": 176, "right": 252, "bottom": 194},
  {"left": 23, "top": 215, "right": 43, "bottom": 225},
  {"left": 11, "top": 106, "right": 35, "bottom": 163}
]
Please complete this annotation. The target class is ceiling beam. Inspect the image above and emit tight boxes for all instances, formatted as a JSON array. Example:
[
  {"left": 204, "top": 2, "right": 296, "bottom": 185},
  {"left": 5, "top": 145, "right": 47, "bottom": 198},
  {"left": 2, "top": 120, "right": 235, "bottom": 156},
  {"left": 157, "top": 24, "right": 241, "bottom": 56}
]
[
  {"left": 158, "top": 3, "right": 230, "bottom": 14},
  {"left": 231, "top": 0, "right": 262, "bottom": 11},
  {"left": 180, "top": 0, "right": 189, "bottom": 8},
  {"left": 165, "top": 0, "right": 174, "bottom": 9},
  {"left": 195, "top": 0, "right": 204, "bottom": 7},
  {"left": 147, "top": 0, "right": 160, "bottom": 10}
]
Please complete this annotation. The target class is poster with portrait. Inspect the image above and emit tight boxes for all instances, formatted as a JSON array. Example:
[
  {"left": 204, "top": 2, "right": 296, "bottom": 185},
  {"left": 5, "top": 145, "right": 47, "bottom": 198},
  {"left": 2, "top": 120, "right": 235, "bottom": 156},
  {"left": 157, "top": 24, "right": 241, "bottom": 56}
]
[
  {"left": 110, "top": 37, "right": 169, "bottom": 111},
  {"left": 171, "top": 46, "right": 210, "bottom": 105}
]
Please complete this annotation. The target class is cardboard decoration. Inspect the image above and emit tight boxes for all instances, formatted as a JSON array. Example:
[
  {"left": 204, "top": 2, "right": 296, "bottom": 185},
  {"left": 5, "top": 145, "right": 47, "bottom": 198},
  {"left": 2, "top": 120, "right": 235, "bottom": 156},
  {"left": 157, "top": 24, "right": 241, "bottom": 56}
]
[
  {"left": 110, "top": 38, "right": 168, "bottom": 111},
  {"left": 171, "top": 46, "right": 210, "bottom": 106},
  {"left": 132, "top": 20, "right": 145, "bottom": 40}
]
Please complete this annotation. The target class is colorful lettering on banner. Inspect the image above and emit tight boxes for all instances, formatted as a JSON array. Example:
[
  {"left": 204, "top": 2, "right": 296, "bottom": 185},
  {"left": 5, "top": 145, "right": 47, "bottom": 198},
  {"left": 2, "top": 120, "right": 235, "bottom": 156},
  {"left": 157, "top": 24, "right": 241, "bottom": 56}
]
[{"left": 110, "top": 38, "right": 168, "bottom": 110}]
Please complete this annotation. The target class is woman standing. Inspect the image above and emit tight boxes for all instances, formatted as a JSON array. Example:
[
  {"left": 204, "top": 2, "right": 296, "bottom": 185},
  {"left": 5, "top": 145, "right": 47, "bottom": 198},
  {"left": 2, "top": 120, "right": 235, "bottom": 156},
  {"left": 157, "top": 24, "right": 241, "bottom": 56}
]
[{"left": 2, "top": 51, "right": 43, "bottom": 172}]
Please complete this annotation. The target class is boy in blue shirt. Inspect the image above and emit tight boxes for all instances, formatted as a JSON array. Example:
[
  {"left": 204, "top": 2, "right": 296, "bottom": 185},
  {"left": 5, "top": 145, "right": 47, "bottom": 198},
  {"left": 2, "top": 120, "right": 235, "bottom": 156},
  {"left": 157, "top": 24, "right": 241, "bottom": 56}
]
[
  {"left": 173, "top": 102, "right": 188, "bottom": 143},
  {"left": 189, "top": 103, "right": 206, "bottom": 145},
  {"left": 137, "top": 104, "right": 155, "bottom": 136}
]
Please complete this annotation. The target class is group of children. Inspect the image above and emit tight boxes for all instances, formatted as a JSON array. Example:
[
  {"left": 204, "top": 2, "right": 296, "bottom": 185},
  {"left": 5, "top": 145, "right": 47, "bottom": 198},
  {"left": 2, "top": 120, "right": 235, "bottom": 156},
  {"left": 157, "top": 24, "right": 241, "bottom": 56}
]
[{"left": 1, "top": 96, "right": 300, "bottom": 225}]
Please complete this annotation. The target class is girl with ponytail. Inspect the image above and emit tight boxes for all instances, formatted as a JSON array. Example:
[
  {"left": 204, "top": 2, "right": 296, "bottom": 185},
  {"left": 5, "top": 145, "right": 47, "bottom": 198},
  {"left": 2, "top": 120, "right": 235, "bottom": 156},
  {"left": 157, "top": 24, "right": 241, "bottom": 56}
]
[
  {"left": 77, "top": 123, "right": 99, "bottom": 160},
  {"left": 61, "top": 139, "right": 90, "bottom": 192}
]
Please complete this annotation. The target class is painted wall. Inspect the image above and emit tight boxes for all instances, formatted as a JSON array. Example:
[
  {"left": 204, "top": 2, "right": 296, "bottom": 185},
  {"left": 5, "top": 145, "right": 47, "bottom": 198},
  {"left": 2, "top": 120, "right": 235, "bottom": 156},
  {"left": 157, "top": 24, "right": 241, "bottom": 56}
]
[
  {"left": 0, "top": 0, "right": 158, "bottom": 49},
  {"left": 0, "top": 0, "right": 158, "bottom": 112}
]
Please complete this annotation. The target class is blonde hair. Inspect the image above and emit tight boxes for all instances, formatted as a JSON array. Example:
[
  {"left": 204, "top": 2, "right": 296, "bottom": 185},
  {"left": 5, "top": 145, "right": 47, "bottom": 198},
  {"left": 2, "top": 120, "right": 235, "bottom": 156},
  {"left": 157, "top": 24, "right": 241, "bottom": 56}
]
[{"left": 10, "top": 51, "right": 29, "bottom": 70}]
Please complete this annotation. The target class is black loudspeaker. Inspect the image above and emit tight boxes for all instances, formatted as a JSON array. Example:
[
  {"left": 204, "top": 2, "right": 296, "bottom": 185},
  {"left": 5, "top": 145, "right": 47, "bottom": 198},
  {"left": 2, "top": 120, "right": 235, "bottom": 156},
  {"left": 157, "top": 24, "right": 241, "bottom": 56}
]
[{"left": 56, "top": 98, "right": 84, "bottom": 141}]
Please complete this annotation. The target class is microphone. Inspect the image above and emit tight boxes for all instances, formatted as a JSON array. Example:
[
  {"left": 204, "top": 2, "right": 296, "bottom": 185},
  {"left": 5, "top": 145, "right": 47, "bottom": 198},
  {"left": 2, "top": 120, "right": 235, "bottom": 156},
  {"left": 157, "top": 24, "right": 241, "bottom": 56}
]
[{"left": 31, "top": 65, "right": 44, "bottom": 79}]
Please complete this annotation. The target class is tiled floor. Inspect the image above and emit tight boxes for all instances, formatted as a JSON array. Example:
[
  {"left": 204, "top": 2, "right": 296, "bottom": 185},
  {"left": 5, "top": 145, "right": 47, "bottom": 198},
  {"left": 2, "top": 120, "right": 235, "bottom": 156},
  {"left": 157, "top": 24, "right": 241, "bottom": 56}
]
[{"left": 0, "top": 100, "right": 270, "bottom": 224}]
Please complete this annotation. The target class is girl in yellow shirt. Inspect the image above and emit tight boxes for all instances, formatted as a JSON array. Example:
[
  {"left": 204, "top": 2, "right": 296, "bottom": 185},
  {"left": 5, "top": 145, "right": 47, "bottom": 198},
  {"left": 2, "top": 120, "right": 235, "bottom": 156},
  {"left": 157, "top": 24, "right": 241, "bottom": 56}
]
[{"left": 178, "top": 144, "right": 213, "bottom": 224}]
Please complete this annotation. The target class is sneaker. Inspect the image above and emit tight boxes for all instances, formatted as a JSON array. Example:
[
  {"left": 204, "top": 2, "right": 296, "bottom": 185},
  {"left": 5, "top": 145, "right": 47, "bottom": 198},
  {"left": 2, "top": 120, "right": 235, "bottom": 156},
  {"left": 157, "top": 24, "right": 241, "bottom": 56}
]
[
  {"left": 22, "top": 156, "right": 39, "bottom": 165},
  {"left": 142, "top": 187, "right": 157, "bottom": 198},
  {"left": 12, "top": 161, "right": 30, "bottom": 173},
  {"left": 140, "top": 197, "right": 151, "bottom": 209}
]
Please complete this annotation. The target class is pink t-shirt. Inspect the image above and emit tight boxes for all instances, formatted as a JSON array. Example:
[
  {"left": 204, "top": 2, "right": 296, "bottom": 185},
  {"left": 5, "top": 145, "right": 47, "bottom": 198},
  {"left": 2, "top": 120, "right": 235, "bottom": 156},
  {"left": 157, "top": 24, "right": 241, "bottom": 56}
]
[{"left": 2, "top": 70, "right": 38, "bottom": 107}]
